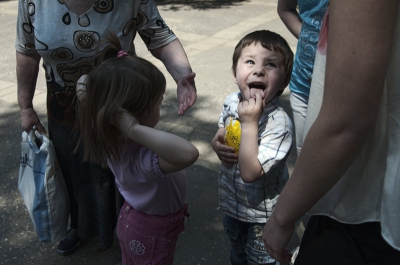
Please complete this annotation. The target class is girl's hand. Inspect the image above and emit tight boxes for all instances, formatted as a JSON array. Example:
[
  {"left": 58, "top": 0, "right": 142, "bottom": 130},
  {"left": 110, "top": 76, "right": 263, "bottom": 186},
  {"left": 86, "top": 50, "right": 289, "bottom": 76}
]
[
  {"left": 238, "top": 93, "right": 265, "bottom": 127},
  {"left": 110, "top": 108, "right": 139, "bottom": 137},
  {"left": 76, "top": 75, "right": 88, "bottom": 101}
]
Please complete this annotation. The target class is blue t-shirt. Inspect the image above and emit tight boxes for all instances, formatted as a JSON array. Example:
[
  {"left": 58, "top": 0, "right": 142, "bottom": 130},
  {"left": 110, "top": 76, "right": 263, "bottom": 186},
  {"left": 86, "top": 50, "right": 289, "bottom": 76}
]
[{"left": 289, "top": 0, "right": 329, "bottom": 97}]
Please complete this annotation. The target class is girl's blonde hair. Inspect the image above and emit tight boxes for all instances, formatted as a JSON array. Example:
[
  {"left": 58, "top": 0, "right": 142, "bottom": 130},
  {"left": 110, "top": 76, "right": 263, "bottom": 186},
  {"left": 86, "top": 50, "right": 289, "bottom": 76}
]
[{"left": 75, "top": 32, "right": 166, "bottom": 167}]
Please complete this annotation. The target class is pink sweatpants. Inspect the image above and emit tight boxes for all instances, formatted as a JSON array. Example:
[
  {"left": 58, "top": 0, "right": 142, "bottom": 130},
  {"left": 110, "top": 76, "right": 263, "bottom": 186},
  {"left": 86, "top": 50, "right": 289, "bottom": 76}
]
[{"left": 116, "top": 201, "right": 189, "bottom": 265}]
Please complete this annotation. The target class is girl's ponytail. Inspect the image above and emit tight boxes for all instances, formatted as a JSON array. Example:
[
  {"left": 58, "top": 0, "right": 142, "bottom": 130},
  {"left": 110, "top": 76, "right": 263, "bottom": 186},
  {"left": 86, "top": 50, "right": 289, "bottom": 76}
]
[{"left": 93, "top": 31, "right": 125, "bottom": 66}]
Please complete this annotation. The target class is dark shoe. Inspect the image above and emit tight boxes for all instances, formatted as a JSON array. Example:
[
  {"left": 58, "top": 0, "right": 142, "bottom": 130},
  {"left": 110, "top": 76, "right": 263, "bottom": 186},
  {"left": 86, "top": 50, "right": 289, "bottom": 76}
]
[{"left": 57, "top": 236, "right": 80, "bottom": 256}]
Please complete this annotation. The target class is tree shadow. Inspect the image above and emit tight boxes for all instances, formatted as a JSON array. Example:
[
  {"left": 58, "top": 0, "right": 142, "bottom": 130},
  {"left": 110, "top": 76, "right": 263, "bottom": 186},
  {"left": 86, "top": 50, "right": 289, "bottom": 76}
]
[
  {"left": 0, "top": 86, "right": 303, "bottom": 264},
  {"left": 155, "top": 0, "right": 250, "bottom": 11}
]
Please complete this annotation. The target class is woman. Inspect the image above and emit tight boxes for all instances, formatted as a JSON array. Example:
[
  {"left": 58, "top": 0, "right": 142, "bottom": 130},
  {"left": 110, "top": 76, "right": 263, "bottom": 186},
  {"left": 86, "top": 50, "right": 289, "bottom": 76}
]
[
  {"left": 16, "top": 0, "right": 196, "bottom": 255},
  {"left": 263, "top": 0, "right": 400, "bottom": 264}
]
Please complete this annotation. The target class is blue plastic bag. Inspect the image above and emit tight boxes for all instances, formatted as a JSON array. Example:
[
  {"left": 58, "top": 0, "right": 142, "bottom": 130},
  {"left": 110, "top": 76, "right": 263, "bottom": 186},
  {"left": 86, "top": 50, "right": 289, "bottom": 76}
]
[{"left": 18, "top": 129, "right": 69, "bottom": 242}]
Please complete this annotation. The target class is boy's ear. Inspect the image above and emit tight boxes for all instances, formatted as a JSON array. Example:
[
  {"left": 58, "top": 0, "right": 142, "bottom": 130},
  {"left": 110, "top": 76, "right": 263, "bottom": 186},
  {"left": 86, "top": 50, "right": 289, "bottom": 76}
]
[
  {"left": 233, "top": 75, "right": 238, "bottom": 84},
  {"left": 280, "top": 77, "right": 290, "bottom": 91}
]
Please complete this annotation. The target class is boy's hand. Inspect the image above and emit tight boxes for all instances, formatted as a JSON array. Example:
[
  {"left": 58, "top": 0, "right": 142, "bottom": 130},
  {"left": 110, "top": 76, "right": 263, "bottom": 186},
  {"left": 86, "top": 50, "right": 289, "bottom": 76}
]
[
  {"left": 211, "top": 128, "right": 237, "bottom": 166},
  {"left": 238, "top": 93, "right": 265, "bottom": 127},
  {"left": 110, "top": 108, "right": 139, "bottom": 137}
]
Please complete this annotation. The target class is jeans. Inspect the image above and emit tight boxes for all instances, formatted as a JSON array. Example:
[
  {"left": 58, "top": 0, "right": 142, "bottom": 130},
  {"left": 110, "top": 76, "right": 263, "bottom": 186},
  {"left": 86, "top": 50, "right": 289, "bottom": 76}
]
[{"left": 223, "top": 215, "right": 278, "bottom": 265}]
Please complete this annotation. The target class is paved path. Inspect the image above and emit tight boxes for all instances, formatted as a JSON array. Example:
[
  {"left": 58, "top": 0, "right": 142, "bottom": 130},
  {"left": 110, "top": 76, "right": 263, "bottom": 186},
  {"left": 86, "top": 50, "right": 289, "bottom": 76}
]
[{"left": 0, "top": 1, "right": 305, "bottom": 264}]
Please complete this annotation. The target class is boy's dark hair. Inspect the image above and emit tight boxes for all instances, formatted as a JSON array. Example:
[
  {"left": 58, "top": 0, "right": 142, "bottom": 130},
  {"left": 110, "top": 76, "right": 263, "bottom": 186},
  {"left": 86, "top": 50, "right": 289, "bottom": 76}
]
[
  {"left": 75, "top": 32, "right": 166, "bottom": 167},
  {"left": 232, "top": 30, "right": 294, "bottom": 96}
]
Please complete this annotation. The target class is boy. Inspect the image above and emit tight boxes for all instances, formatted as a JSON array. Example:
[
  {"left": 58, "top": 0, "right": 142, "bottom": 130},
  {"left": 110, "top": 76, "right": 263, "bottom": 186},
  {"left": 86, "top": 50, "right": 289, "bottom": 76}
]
[{"left": 211, "top": 30, "right": 293, "bottom": 265}]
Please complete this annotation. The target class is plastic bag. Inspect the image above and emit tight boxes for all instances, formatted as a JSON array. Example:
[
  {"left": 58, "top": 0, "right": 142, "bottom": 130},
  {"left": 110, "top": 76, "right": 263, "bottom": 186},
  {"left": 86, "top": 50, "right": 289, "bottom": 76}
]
[{"left": 18, "top": 129, "right": 69, "bottom": 242}]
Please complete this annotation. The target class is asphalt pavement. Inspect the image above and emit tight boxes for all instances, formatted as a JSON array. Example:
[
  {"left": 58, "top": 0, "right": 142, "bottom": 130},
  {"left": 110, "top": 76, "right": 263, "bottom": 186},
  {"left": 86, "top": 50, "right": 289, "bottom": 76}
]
[{"left": 0, "top": 0, "right": 306, "bottom": 264}]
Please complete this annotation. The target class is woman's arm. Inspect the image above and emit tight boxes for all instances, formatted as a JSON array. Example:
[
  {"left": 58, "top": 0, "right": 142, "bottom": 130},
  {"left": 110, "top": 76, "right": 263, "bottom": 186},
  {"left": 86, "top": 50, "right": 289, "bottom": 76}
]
[
  {"left": 263, "top": 0, "right": 399, "bottom": 262},
  {"left": 16, "top": 51, "right": 46, "bottom": 133},
  {"left": 277, "top": 0, "right": 302, "bottom": 39},
  {"left": 112, "top": 109, "right": 199, "bottom": 173},
  {"left": 151, "top": 39, "right": 197, "bottom": 116}
]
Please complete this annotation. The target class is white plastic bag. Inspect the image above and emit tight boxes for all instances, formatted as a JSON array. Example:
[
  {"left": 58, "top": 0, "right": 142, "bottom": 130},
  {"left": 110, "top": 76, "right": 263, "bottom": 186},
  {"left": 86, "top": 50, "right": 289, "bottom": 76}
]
[{"left": 18, "top": 129, "right": 69, "bottom": 242}]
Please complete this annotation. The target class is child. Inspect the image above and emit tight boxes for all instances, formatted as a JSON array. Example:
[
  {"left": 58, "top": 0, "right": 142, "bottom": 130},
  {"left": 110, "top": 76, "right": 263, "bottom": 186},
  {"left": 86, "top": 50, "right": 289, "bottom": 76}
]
[
  {"left": 75, "top": 33, "right": 199, "bottom": 265},
  {"left": 211, "top": 30, "right": 293, "bottom": 265}
]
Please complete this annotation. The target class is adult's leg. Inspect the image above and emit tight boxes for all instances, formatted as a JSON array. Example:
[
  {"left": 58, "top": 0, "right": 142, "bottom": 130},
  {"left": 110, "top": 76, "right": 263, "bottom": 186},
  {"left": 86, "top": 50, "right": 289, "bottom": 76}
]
[
  {"left": 289, "top": 92, "right": 309, "bottom": 155},
  {"left": 48, "top": 120, "right": 122, "bottom": 250},
  {"left": 48, "top": 120, "right": 80, "bottom": 254}
]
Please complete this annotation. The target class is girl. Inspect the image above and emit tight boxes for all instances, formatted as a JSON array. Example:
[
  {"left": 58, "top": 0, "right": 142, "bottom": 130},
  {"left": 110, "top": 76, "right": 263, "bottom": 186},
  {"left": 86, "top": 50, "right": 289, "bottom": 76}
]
[{"left": 75, "top": 33, "right": 199, "bottom": 265}]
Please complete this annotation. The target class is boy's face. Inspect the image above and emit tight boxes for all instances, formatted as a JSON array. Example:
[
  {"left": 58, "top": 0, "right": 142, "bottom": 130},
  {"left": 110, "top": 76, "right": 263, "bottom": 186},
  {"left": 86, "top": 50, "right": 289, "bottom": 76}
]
[{"left": 233, "top": 43, "right": 286, "bottom": 103}]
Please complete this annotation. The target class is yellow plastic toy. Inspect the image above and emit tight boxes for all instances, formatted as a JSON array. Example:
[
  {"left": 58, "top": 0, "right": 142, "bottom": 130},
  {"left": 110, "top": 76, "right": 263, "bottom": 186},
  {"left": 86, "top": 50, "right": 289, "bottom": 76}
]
[{"left": 225, "top": 117, "right": 241, "bottom": 154}]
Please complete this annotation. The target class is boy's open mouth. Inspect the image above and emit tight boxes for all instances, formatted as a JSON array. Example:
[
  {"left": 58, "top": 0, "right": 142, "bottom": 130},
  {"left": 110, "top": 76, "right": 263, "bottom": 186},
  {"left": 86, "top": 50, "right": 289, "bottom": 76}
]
[{"left": 249, "top": 82, "right": 266, "bottom": 98}]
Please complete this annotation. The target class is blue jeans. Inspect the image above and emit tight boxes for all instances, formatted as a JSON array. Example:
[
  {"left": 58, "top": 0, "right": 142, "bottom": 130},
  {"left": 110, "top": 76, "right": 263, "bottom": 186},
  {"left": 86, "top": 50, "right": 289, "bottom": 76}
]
[{"left": 223, "top": 215, "right": 278, "bottom": 265}]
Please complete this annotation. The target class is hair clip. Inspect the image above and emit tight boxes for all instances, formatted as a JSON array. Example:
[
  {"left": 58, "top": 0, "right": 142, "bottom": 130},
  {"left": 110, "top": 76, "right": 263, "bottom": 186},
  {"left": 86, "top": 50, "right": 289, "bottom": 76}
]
[{"left": 117, "top": 50, "right": 128, "bottom": 58}]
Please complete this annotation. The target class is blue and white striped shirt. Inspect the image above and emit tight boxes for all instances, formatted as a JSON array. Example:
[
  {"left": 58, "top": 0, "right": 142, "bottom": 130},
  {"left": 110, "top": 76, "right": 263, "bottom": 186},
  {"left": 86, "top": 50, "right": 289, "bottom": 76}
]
[{"left": 218, "top": 93, "right": 293, "bottom": 223}]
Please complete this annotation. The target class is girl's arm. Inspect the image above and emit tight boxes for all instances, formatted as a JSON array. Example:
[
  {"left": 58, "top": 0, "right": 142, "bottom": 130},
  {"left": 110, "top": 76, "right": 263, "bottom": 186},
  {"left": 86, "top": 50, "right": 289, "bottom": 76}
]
[
  {"left": 112, "top": 109, "right": 199, "bottom": 173},
  {"left": 277, "top": 0, "right": 302, "bottom": 39},
  {"left": 16, "top": 51, "right": 46, "bottom": 133},
  {"left": 262, "top": 0, "right": 399, "bottom": 262},
  {"left": 150, "top": 39, "right": 196, "bottom": 116}
]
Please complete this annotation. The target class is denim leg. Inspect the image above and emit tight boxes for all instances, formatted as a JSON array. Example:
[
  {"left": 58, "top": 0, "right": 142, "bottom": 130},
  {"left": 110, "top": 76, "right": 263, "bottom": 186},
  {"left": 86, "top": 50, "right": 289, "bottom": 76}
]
[
  {"left": 246, "top": 223, "right": 278, "bottom": 265},
  {"left": 223, "top": 215, "right": 248, "bottom": 265}
]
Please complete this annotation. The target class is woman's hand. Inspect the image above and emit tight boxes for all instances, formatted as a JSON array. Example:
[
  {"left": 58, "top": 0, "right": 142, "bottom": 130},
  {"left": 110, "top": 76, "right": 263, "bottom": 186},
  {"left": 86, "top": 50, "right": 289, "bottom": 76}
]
[
  {"left": 20, "top": 107, "right": 46, "bottom": 133},
  {"left": 262, "top": 213, "right": 294, "bottom": 264},
  {"left": 177, "top": 72, "right": 197, "bottom": 115}
]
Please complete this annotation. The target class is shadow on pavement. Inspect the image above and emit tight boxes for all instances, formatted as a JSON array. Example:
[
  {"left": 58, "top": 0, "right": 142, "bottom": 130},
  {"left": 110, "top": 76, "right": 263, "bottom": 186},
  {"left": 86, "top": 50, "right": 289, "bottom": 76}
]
[
  {"left": 0, "top": 83, "right": 304, "bottom": 264},
  {"left": 156, "top": 0, "right": 249, "bottom": 10}
]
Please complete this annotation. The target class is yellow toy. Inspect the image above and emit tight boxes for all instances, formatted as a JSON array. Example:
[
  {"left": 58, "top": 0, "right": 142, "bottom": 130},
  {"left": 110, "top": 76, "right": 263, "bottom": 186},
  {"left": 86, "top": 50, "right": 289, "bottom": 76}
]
[{"left": 225, "top": 117, "right": 241, "bottom": 155}]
